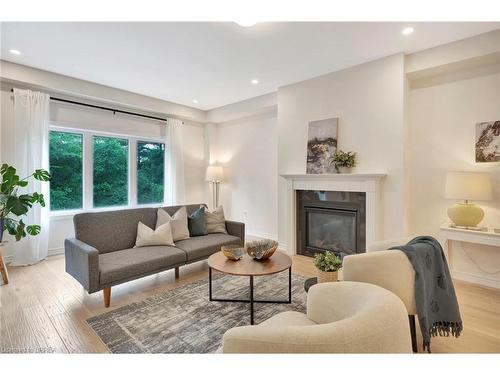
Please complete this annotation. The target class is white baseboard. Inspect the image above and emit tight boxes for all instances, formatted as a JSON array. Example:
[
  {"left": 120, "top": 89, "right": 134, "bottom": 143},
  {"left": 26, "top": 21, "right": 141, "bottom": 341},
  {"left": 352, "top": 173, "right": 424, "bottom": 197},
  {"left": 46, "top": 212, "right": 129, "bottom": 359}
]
[
  {"left": 3, "top": 247, "right": 64, "bottom": 265},
  {"left": 452, "top": 270, "right": 500, "bottom": 289},
  {"left": 278, "top": 242, "right": 290, "bottom": 254},
  {"left": 246, "top": 232, "right": 293, "bottom": 255},
  {"left": 48, "top": 247, "right": 64, "bottom": 257},
  {"left": 246, "top": 231, "right": 277, "bottom": 241}
]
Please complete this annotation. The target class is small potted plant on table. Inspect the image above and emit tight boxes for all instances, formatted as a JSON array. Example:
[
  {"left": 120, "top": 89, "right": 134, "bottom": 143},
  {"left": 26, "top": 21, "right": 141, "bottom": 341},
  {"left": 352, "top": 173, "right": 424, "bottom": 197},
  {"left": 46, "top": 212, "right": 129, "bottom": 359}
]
[
  {"left": 330, "top": 150, "right": 356, "bottom": 173},
  {"left": 314, "top": 251, "right": 342, "bottom": 283}
]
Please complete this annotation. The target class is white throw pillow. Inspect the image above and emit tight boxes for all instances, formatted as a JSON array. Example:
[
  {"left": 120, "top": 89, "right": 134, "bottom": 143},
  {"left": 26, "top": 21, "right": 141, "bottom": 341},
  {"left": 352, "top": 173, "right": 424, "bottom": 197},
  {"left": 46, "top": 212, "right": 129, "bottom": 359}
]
[
  {"left": 205, "top": 206, "right": 228, "bottom": 234},
  {"left": 156, "top": 207, "right": 190, "bottom": 241},
  {"left": 135, "top": 221, "right": 174, "bottom": 248}
]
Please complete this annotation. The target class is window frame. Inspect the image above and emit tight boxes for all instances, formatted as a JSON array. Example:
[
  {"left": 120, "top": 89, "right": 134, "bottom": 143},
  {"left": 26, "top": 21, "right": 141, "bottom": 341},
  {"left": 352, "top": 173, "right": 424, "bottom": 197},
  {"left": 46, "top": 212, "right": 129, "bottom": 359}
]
[{"left": 49, "top": 125, "right": 166, "bottom": 217}]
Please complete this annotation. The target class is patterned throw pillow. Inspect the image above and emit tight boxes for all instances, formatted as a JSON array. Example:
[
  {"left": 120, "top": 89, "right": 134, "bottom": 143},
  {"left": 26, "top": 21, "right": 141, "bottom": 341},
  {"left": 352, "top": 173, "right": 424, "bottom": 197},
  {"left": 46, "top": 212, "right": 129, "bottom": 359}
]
[
  {"left": 135, "top": 221, "right": 174, "bottom": 247},
  {"left": 205, "top": 206, "right": 228, "bottom": 234},
  {"left": 156, "top": 207, "right": 190, "bottom": 241},
  {"left": 188, "top": 206, "right": 208, "bottom": 236}
]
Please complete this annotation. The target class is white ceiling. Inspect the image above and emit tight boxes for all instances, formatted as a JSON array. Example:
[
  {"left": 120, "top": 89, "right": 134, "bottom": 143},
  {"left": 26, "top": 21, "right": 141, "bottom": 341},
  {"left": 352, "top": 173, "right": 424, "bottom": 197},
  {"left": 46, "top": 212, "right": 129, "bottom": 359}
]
[{"left": 1, "top": 22, "right": 499, "bottom": 110}]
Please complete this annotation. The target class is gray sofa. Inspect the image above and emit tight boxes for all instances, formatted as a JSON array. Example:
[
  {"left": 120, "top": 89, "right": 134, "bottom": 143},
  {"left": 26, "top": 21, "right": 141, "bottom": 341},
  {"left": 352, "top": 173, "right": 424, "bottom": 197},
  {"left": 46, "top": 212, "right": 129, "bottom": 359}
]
[{"left": 64, "top": 204, "right": 244, "bottom": 307}]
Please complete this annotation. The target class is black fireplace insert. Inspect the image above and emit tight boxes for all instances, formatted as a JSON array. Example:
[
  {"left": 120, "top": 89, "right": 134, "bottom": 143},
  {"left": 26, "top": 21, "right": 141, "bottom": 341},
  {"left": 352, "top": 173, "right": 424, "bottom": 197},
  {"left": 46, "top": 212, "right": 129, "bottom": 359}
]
[{"left": 296, "top": 190, "right": 366, "bottom": 257}]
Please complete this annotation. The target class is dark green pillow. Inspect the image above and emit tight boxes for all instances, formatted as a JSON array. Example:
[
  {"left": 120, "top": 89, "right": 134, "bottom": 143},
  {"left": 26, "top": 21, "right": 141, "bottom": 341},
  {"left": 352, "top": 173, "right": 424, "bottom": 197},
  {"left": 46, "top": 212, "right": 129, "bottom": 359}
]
[{"left": 188, "top": 206, "right": 207, "bottom": 236}]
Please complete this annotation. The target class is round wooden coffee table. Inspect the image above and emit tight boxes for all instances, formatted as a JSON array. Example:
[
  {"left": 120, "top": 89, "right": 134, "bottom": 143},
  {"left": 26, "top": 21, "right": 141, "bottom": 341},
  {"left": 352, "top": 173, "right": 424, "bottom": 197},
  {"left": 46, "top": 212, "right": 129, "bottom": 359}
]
[{"left": 207, "top": 251, "right": 292, "bottom": 325}]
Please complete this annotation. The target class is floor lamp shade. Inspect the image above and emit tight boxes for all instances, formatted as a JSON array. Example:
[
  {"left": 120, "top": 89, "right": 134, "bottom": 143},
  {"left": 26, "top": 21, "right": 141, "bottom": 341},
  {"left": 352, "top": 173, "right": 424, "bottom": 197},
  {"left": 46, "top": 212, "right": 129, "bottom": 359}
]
[
  {"left": 206, "top": 166, "right": 224, "bottom": 182},
  {"left": 445, "top": 172, "right": 492, "bottom": 227},
  {"left": 206, "top": 166, "right": 223, "bottom": 209}
]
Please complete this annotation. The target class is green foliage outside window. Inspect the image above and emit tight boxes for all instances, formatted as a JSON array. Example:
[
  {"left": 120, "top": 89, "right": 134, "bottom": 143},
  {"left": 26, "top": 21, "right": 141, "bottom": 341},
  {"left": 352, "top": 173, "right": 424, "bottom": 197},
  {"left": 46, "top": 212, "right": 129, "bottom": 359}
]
[
  {"left": 137, "top": 141, "right": 165, "bottom": 204},
  {"left": 49, "top": 131, "right": 165, "bottom": 210},
  {"left": 49, "top": 131, "right": 83, "bottom": 210},
  {"left": 93, "top": 136, "right": 129, "bottom": 207}
]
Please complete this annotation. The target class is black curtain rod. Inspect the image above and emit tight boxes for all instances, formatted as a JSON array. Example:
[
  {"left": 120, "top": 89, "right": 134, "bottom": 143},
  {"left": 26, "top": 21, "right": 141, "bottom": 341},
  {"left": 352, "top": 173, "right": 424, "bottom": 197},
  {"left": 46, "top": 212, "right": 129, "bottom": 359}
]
[{"left": 10, "top": 88, "right": 170, "bottom": 123}]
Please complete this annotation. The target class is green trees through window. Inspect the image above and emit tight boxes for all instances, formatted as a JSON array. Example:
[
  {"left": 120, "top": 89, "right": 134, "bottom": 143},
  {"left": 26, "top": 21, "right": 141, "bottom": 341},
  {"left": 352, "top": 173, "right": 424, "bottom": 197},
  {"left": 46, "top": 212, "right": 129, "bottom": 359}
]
[
  {"left": 49, "top": 131, "right": 83, "bottom": 210},
  {"left": 93, "top": 136, "right": 129, "bottom": 207},
  {"left": 137, "top": 141, "right": 165, "bottom": 204},
  {"left": 49, "top": 130, "right": 165, "bottom": 210}
]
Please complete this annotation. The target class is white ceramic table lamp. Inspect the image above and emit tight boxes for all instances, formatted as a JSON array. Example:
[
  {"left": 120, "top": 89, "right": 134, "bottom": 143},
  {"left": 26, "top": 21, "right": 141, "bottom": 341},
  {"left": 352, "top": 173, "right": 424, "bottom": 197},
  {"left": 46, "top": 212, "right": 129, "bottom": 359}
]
[
  {"left": 445, "top": 171, "right": 492, "bottom": 227},
  {"left": 206, "top": 165, "right": 223, "bottom": 209}
]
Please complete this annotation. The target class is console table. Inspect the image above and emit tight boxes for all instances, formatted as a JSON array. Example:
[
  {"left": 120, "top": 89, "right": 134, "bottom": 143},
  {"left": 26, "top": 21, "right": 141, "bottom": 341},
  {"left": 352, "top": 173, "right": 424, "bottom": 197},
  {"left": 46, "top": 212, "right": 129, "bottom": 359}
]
[
  {"left": 439, "top": 225, "right": 500, "bottom": 252},
  {"left": 439, "top": 225, "right": 500, "bottom": 287},
  {"left": 0, "top": 242, "right": 9, "bottom": 285}
]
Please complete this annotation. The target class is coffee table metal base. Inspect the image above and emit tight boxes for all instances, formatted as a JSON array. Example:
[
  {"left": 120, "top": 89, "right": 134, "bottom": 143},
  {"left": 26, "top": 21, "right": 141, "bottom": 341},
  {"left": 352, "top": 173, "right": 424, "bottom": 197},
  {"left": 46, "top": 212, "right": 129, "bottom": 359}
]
[{"left": 209, "top": 266, "right": 292, "bottom": 325}]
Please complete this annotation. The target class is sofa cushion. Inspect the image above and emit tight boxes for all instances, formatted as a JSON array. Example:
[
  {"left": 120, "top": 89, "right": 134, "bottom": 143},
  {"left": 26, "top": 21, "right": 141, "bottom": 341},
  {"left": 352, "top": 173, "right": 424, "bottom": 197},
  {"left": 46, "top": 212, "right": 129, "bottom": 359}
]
[
  {"left": 188, "top": 206, "right": 207, "bottom": 236},
  {"left": 205, "top": 206, "right": 228, "bottom": 234},
  {"left": 175, "top": 233, "right": 240, "bottom": 261},
  {"left": 99, "top": 246, "right": 186, "bottom": 286},
  {"left": 135, "top": 221, "right": 175, "bottom": 247},
  {"left": 156, "top": 207, "right": 190, "bottom": 241}
]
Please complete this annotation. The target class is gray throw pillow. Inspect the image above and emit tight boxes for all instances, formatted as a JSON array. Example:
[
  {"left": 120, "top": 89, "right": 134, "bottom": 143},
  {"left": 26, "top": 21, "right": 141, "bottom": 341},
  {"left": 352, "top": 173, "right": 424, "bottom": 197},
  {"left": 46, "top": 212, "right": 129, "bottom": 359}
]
[
  {"left": 206, "top": 206, "right": 227, "bottom": 234},
  {"left": 188, "top": 206, "right": 208, "bottom": 236}
]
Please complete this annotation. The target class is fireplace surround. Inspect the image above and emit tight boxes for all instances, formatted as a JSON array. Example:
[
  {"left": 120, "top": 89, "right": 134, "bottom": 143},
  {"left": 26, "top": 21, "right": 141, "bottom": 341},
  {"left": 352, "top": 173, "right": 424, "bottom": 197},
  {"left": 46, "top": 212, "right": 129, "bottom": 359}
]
[{"left": 280, "top": 173, "right": 386, "bottom": 255}]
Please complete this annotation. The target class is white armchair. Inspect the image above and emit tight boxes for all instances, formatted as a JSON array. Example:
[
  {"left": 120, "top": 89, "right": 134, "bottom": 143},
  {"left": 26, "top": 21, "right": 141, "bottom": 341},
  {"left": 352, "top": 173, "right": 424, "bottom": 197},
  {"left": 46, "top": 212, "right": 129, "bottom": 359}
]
[
  {"left": 222, "top": 281, "right": 412, "bottom": 353},
  {"left": 341, "top": 237, "right": 418, "bottom": 352}
]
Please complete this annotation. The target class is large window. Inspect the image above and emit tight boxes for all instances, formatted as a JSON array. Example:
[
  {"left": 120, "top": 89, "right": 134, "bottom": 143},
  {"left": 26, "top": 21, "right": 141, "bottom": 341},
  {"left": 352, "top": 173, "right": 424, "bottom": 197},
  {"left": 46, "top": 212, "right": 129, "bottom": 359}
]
[
  {"left": 137, "top": 141, "right": 165, "bottom": 204},
  {"left": 93, "top": 136, "right": 129, "bottom": 207},
  {"left": 49, "top": 131, "right": 83, "bottom": 210},
  {"left": 48, "top": 127, "right": 166, "bottom": 212}
]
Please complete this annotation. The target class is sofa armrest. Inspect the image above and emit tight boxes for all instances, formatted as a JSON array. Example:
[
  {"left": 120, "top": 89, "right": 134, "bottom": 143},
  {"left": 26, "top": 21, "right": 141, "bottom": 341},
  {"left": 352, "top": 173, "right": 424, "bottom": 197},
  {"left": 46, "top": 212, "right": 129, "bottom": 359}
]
[
  {"left": 65, "top": 238, "right": 100, "bottom": 293},
  {"left": 225, "top": 220, "right": 245, "bottom": 245},
  {"left": 342, "top": 250, "right": 416, "bottom": 314}
]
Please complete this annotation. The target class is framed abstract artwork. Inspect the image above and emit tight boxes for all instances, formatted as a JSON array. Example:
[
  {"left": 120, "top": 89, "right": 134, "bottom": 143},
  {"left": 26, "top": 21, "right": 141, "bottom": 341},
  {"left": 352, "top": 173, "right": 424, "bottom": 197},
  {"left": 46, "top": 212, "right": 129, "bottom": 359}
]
[
  {"left": 306, "top": 117, "right": 338, "bottom": 174},
  {"left": 475, "top": 121, "right": 500, "bottom": 162}
]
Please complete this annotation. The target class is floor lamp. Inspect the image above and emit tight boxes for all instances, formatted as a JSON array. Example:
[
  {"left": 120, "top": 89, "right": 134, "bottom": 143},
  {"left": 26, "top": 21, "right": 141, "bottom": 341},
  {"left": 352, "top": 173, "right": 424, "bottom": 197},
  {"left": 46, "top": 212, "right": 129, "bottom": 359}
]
[{"left": 206, "top": 166, "right": 223, "bottom": 210}]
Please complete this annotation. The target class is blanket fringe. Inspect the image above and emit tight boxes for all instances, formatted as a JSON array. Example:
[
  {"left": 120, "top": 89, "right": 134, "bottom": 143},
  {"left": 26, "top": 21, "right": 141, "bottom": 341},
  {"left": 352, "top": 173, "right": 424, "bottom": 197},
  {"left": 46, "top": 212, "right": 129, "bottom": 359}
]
[{"left": 424, "top": 321, "right": 463, "bottom": 353}]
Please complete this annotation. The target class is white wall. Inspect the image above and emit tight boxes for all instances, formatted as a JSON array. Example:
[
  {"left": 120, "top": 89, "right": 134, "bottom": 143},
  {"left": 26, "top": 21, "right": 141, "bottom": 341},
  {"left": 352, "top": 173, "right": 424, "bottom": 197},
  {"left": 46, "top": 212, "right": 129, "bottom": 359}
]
[
  {"left": 0, "top": 80, "right": 207, "bottom": 258},
  {"left": 214, "top": 112, "right": 278, "bottom": 239},
  {"left": 277, "top": 54, "right": 407, "bottom": 248},
  {"left": 408, "top": 66, "right": 500, "bottom": 286},
  {"left": 1, "top": 60, "right": 206, "bottom": 123}
]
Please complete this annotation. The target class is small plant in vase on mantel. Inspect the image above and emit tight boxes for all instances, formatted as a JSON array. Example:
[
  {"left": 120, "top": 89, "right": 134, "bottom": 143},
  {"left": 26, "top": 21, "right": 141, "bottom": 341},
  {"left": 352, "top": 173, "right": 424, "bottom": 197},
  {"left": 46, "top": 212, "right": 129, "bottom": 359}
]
[
  {"left": 314, "top": 251, "right": 343, "bottom": 283},
  {"left": 330, "top": 150, "right": 356, "bottom": 173}
]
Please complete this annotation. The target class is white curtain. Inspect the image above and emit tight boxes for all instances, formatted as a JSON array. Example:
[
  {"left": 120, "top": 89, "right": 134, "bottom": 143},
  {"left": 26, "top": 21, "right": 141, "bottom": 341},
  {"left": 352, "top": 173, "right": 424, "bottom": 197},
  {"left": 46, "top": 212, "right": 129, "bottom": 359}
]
[
  {"left": 164, "top": 118, "right": 185, "bottom": 205},
  {"left": 11, "top": 89, "right": 51, "bottom": 265}
]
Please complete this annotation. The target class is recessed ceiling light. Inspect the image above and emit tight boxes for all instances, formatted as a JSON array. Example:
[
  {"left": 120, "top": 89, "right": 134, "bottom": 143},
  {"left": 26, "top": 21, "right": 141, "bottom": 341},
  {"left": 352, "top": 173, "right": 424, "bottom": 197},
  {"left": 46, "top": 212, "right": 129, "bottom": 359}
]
[
  {"left": 251, "top": 79, "right": 259, "bottom": 85},
  {"left": 193, "top": 99, "right": 199, "bottom": 104},
  {"left": 236, "top": 21, "right": 257, "bottom": 27},
  {"left": 402, "top": 27, "right": 414, "bottom": 36},
  {"left": 9, "top": 49, "right": 21, "bottom": 55}
]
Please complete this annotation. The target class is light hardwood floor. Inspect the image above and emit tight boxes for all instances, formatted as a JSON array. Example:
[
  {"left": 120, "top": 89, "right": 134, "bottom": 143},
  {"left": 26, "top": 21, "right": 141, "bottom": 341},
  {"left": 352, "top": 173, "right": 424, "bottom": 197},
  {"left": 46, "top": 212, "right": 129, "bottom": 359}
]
[{"left": 0, "top": 253, "right": 499, "bottom": 353}]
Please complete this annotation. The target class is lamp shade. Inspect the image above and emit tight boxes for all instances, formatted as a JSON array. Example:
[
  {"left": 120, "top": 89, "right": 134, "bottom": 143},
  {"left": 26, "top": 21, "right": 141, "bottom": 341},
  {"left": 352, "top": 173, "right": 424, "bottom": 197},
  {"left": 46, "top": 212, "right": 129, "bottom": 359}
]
[
  {"left": 445, "top": 171, "right": 492, "bottom": 201},
  {"left": 206, "top": 166, "right": 223, "bottom": 182}
]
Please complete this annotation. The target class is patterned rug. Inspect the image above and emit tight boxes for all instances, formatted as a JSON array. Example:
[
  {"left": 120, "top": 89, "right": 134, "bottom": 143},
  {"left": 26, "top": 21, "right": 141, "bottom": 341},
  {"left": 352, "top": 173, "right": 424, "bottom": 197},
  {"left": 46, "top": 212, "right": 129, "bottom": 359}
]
[{"left": 87, "top": 272, "right": 307, "bottom": 353}]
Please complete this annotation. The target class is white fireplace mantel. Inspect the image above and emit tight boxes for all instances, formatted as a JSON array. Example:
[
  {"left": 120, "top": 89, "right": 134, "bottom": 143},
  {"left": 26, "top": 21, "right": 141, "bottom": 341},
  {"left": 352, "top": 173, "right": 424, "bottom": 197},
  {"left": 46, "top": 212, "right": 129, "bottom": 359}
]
[{"left": 280, "top": 173, "right": 386, "bottom": 254}]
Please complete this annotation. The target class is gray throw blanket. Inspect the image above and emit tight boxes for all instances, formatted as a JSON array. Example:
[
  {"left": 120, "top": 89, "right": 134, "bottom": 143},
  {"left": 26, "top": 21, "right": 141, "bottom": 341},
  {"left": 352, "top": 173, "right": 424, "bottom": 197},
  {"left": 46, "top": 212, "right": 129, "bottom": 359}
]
[{"left": 390, "top": 236, "right": 462, "bottom": 352}]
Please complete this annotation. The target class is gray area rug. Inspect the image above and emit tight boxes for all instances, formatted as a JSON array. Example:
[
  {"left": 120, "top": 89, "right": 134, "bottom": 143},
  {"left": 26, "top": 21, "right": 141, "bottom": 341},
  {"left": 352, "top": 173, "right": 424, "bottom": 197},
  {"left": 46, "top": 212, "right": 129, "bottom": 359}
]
[{"left": 87, "top": 272, "right": 307, "bottom": 353}]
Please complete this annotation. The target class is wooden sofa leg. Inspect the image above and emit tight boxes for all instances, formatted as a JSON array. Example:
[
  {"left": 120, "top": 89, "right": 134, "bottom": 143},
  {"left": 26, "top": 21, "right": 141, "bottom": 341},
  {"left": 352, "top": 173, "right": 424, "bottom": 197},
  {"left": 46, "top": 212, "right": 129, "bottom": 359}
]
[
  {"left": 103, "top": 287, "right": 111, "bottom": 308},
  {"left": 175, "top": 266, "right": 180, "bottom": 279},
  {"left": 409, "top": 315, "right": 418, "bottom": 353}
]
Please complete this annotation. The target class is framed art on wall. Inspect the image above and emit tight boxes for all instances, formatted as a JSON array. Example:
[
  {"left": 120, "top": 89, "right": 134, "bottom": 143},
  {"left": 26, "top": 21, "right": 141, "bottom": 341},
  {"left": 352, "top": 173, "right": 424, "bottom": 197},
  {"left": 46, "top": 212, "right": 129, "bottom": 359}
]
[
  {"left": 475, "top": 120, "right": 500, "bottom": 162},
  {"left": 306, "top": 117, "right": 338, "bottom": 174}
]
